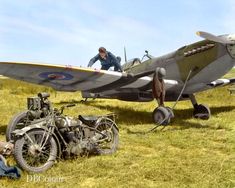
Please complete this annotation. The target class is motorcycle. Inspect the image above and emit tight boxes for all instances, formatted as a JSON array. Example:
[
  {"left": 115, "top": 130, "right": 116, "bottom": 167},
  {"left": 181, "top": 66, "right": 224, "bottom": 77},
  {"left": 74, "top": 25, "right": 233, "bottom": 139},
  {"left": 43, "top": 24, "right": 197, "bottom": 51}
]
[{"left": 11, "top": 93, "right": 119, "bottom": 173}]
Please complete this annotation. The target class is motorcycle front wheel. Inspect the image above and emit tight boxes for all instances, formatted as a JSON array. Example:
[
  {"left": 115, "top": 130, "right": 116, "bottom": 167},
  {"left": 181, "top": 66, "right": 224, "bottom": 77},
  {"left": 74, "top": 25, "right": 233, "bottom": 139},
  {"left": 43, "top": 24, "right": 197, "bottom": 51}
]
[{"left": 14, "top": 129, "right": 58, "bottom": 173}]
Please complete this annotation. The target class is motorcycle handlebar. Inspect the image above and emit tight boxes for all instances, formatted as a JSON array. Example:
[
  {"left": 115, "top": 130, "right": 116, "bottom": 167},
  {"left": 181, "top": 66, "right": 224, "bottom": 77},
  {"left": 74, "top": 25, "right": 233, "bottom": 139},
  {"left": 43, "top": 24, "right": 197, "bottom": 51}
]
[{"left": 59, "top": 104, "right": 76, "bottom": 114}]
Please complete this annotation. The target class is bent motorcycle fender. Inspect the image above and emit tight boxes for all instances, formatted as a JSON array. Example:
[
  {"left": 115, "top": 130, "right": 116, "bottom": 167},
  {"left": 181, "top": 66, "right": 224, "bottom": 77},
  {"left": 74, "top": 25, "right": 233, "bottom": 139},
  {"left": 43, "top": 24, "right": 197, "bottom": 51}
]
[
  {"left": 12, "top": 124, "right": 62, "bottom": 157},
  {"left": 95, "top": 117, "right": 119, "bottom": 131}
]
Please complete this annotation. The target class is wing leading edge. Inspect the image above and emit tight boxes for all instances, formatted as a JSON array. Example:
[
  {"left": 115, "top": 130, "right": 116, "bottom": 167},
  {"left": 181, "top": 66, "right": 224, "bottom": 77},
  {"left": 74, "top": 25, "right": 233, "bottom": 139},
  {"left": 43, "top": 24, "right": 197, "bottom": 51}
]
[{"left": 0, "top": 62, "right": 178, "bottom": 93}]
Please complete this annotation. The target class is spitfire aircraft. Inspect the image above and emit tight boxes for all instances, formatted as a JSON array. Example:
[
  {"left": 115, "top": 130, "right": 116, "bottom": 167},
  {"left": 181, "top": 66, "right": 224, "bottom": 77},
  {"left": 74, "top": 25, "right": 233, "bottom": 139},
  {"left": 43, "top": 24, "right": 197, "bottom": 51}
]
[{"left": 0, "top": 31, "right": 235, "bottom": 125}]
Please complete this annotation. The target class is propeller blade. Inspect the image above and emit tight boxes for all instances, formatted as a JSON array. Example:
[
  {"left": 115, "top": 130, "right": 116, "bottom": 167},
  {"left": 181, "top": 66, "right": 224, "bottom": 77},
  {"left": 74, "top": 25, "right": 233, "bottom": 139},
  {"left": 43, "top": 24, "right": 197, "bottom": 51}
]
[
  {"left": 124, "top": 46, "right": 127, "bottom": 63},
  {"left": 196, "top": 31, "right": 235, "bottom": 44}
]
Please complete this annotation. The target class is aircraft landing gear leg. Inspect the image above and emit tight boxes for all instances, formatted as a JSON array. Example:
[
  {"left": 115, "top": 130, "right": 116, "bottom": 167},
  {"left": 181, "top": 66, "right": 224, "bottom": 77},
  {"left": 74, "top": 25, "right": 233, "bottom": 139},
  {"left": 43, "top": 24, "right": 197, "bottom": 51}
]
[
  {"left": 189, "top": 94, "right": 211, "bottom": 120},
  {"left": 152, "top": 67, "right": 174, "bottom": 125}
]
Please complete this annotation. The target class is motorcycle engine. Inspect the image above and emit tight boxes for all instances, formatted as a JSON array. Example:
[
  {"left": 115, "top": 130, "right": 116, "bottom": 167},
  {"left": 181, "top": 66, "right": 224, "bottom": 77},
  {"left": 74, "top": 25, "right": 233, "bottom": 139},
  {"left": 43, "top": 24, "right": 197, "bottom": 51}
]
[
  {"left": 56, "top": 117, "right": 98, "bottom": 157},
  {"left": 68, "top": 139, "right": 98, "bottom": 156}
]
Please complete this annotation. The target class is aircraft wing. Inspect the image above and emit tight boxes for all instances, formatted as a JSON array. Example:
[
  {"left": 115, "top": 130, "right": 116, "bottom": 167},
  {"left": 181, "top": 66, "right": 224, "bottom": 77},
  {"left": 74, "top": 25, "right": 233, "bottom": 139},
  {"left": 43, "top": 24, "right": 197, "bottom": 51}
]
[
  {"left": 207, "top": 78, "right": 235, "bottom": 88},
  {"left": 0, "top": 62, "right": 178, "bottom": 92}
]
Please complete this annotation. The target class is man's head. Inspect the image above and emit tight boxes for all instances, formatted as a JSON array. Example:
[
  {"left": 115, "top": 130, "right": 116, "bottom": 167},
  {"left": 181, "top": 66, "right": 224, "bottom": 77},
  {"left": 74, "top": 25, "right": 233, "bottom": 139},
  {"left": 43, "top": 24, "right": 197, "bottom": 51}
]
[{"left": 98, "top": 47, "right": 107, "bottom": 59}]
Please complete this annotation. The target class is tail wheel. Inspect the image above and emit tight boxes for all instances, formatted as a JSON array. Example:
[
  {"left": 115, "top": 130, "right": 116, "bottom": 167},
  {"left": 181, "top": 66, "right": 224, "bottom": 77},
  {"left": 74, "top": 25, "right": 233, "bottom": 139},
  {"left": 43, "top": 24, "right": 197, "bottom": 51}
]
[{"left": 14, "top": 129, "right": 58, "bottom": 173}]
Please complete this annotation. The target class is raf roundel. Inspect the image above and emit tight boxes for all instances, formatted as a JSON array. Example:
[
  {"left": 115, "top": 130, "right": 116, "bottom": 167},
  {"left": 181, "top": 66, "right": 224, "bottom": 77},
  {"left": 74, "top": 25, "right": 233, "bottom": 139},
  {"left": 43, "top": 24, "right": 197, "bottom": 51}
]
[{"left": 39, "top": 72, "right": 74, "bottom": 80}]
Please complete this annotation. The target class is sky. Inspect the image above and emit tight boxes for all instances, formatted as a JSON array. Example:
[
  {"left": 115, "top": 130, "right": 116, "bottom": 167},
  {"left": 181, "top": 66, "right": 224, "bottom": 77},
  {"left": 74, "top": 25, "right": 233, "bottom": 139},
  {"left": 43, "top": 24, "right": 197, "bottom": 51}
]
[{"left": 0, "top": 0, "right": 234, "bottom": 68}]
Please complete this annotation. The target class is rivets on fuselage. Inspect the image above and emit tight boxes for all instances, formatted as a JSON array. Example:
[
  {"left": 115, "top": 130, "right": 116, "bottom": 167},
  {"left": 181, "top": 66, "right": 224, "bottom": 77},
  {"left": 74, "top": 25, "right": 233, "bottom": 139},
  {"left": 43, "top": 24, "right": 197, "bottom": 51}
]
[{"left": 184, "top": 43, "right": 215, "bottom": 57}]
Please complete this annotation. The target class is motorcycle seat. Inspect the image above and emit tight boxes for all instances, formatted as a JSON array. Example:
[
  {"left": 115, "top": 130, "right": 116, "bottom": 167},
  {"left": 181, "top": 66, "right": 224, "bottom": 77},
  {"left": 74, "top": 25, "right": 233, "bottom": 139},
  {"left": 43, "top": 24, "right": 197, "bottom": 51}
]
[{"left": 78, "top": 115, "right": 98, "bottom": 126}]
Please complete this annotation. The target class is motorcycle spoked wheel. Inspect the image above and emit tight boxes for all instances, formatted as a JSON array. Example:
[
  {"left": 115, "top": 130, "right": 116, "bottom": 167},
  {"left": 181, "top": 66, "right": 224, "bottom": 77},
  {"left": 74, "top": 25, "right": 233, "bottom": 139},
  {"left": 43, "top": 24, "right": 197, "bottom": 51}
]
[
  {"left": 14, "top": 129, "right": 58, "bottom": 173},
  {"left": 94, "top": 118, "right": 119, "bottom": 155},
  {"left": 6, "top": 111, "right": 31, "bottom": 141}
]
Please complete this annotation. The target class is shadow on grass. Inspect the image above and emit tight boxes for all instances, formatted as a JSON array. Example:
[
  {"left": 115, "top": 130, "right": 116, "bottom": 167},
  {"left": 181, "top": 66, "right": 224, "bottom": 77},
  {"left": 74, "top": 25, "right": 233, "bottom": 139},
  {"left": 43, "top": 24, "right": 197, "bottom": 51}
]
[
  {"left": 56, "top": 100, "right": 235, "bottom": 132},
  {"left": 55, "top": 99, "right": 96, "bottom": 105},
  {"left": 84, "top": 103, "right": 153, "bottom": 124},
  {"left": 55, "top": 100, "right": 153, "bottom": 124},
  {"left": 210, "top": 106, "right": 235, "bottom": 115}
]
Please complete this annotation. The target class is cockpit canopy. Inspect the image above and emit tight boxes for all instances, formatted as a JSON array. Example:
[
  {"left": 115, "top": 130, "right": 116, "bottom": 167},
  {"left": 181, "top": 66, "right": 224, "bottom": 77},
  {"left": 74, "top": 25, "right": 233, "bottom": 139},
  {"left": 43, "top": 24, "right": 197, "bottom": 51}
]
[
  {"left": 121, "top": 50, "right": 154, "bottom": 71},
  {"left": 122, "top": 58, "right": 142, "bottom": 71}
]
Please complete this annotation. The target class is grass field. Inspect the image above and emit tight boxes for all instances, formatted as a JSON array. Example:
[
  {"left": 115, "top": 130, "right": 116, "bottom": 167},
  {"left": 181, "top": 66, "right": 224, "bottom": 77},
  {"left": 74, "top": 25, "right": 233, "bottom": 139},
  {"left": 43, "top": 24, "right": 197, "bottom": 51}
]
[{"left": 0, "top": 70, "right": 235, "bottom": 188}]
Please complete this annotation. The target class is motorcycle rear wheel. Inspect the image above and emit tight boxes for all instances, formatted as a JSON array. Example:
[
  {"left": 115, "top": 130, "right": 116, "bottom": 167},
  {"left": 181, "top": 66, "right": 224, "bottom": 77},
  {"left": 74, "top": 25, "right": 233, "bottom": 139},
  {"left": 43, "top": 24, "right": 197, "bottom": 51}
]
[{"left": 95, "top": 118, "right": 119, "bottom": 155}]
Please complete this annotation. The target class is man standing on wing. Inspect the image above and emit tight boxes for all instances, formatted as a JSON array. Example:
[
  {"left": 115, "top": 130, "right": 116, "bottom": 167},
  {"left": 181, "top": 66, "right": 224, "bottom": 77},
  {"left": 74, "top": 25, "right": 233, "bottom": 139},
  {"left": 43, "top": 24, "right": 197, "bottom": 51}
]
[{"left": 88, "top": 47, "right": 123, "bottom": 72}]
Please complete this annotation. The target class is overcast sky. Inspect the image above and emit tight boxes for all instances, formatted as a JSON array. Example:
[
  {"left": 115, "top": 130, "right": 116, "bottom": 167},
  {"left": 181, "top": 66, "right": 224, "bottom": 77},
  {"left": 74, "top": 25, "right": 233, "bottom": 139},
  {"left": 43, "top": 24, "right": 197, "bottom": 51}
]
[{"left": 0, "top": 0, "right": 234, "bottom": 67}]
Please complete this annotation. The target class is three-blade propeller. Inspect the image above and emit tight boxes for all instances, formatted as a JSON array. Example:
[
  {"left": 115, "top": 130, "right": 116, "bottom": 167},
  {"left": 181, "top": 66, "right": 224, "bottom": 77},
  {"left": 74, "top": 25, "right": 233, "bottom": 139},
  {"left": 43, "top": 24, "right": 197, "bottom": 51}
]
[{"left": 196, "top": 31, "right": 235, "bottom": 44}]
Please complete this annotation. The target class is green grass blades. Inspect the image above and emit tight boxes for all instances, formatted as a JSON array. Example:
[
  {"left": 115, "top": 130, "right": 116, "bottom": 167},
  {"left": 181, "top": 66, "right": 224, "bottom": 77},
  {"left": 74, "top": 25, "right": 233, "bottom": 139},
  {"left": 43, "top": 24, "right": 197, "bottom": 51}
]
[{"left": 0, "top": 70, "right": 234, "bottom": 188}]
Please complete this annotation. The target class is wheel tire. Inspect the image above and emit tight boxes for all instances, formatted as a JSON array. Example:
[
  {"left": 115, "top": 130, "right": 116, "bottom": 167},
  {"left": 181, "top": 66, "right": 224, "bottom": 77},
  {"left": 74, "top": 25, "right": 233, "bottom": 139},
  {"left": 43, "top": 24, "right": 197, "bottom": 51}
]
[
  {"left": 14, "top": 129, "right": 58, "bottom": 173},
  {"left": 193, "top": 104, "right": 211, "bottom": 120},
  {"left": 165, "top": 107, "right": 175, "bottom": 119},
  {"left": 152, "top": 107, "right": 170, "bottom": 125},
  {"left": 6, "top": 111, "right": 29, "bottom": 141},
  {"left": 95, "top": 118, "right": 119, "bottom": 155}
]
